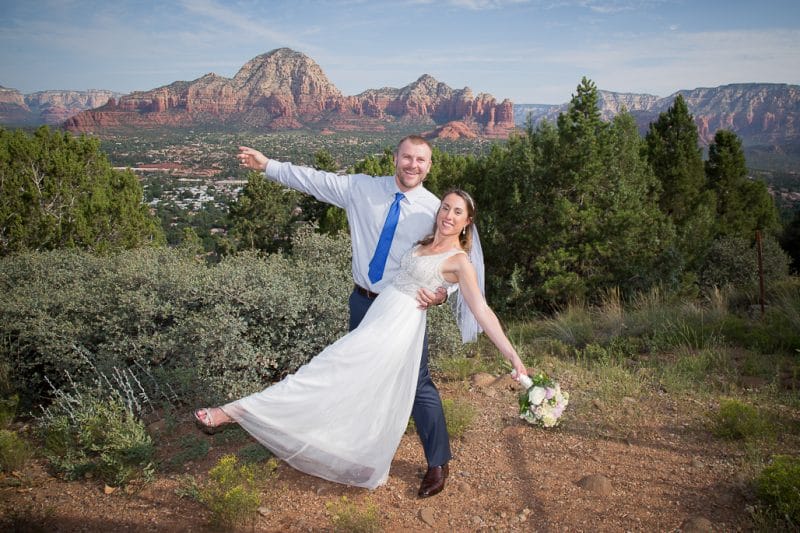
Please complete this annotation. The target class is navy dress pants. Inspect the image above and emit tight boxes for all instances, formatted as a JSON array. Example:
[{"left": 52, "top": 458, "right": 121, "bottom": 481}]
[{"left": 349, "top": 288, "right": 452, "bottom": 468}]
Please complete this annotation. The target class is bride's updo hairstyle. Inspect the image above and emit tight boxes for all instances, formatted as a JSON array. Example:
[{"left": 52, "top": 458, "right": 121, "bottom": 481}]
[{"left": 418, "top": 188, "right": 476, "bottom": 251}]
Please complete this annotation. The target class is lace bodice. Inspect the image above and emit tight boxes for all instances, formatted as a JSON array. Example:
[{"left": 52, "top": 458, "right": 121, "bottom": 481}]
[{"left": 392, "top": 245, "right": 465, "bottom": 298}]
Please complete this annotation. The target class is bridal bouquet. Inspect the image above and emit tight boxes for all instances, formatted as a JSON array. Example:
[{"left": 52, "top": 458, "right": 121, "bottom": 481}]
[{"left": 517, "top": 372, "right": 569, "bottom": 428}]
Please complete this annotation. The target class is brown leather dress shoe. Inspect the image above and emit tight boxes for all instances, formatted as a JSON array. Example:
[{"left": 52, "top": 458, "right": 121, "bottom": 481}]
[{"left": 418, "top": 463, "right": 449, "bottom": 498}]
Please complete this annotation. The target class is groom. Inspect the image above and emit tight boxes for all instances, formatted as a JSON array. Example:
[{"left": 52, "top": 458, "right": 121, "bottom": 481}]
[{"left": 237, "top": 135, "right": 451, "bottom": 498}]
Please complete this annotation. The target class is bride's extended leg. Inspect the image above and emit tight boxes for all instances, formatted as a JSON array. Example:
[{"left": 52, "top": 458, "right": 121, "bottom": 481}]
[{"left": 193, "top": 406, "right": 234, "bottom": 434}]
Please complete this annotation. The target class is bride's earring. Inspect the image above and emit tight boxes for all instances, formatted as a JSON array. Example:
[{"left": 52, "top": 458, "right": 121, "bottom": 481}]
[{"left": 461, "top": 226, "right": 467, "bottom": 236}]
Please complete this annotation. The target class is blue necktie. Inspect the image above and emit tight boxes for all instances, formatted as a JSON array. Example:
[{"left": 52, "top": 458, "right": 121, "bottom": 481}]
[{"left": 368, "top": 192, "right": 405, "bottom": 283}]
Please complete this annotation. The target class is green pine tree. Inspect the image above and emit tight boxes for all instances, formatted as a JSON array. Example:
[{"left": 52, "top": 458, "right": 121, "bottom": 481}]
[
  {"left": 645, "top": 94, "right": 716, "bottom": 270},
  {"left": 705, "top": 130, "right": 780, "bottom": 239},
  {"left": 227, "top": 172, "right": 301, "bottom": 254},
  {"left": 0, "top": 126, "right": 164, "bottom": 255}
]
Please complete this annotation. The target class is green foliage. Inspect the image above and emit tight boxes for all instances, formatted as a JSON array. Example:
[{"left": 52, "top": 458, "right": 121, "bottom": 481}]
[
  {"left": 710, "top": 398, "right": 775, "bottom": 440},
  {"left": 0, "top": 429, "right": 31, "bottom": 472},
  {"left": 427, "top": 298, "right": 474, "bottom": 362},
  {"left": 442, "top": 397, "right": 476, "bottom": 438},
  {"left": 722, "top": 312, "right": 800, "bottom": 356},
  {"left": 0, "top": 394, "right": 18, "bottom": 428},
  {"left": 236, "top": 443, "right": 273, "bottom": 464},
  {"left": 645, "top": 95, "right": 707, "bottom": 224},
  {"left": 425, "top": 146, "right": 473, "bottom": 196},
  {"left": 781, "top": 209, "right": 800, "bottom": 274},
  {"left": 706, "top": 130, "right": 781, "bottom": 239},
  {"left": 542, "top": 305, "right": 596, "bottom": 348},
  {"left": 699, "top": 234, "right": 790, "bottom": 289},
  {"left": 0, "top": 227, "right": 352, "bottom": 406},
  {"left": 165, "top": 434, "right": 210, "bottom": 471},
  {"left": 433, "top": 354, "right": 490, "bottom": 382},
  {"left": 296, "top": 150, "right": 348, "bottom": 235},
  {"left": 0, "top": 126, "right": 164, "bottom": 256},
  {"left": 350, "top": 147, "right": 395, "bottom": 176},
  {"left": 227, "top": 171, "right": 302, "bottom": 253},
  {"left": 472, "top": 78, "right": 675, "bottom": 310},
  {"left": 645, "top": 94, "right": 716, "bottom": 271},
  {"left": 0, "top": 393, "right": 28, "bottom": 472},
  {"left": 655, "top": 349, "right": 733, "bottom": 394},
  {"left": 646, "top": 314, "right": 724, "bottom": 353},
  {"left": 200, "top": 454, "right": 275, "bottom": 528},
  {"left": 174, "top": 474, "right": 202, "bottom": 501},
  {"left": 37, "top": 386, "right": 155, "bottom": 487},
  {"left": 326, "top": 496, "right": 381, "bottom": 533},
  {"left": 756, "top": 455, "right": 800, "bottom": 525}
]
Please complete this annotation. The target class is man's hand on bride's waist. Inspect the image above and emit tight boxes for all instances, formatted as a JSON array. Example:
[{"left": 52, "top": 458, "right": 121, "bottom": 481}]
[{"left": 416, "top": 286, "right": 448, "bottom": 310}]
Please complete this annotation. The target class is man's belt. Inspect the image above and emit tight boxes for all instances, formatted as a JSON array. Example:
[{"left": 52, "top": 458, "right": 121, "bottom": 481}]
[{"left": 354, "top": 284, "right": 379, "bottom": 300}]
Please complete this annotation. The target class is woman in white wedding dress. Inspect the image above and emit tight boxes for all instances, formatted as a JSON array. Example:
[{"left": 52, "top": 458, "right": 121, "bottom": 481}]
[{"left": 194, "top": 190, "right": 528, "bottom": 489}]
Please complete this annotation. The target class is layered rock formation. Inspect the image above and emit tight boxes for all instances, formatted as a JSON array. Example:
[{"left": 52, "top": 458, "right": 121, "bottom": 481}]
[
  {"left": 517, "top": 84, "right": 800, "bottom": 148},
  {"left": 27, "top": 90, "right": 121, "bottom": 124},
  {"left": 0, "top": 87, "right": 120, "bottom": 125},
  {"left": 0, "top": 86, "right": 32, "bottom": 125},
  {"left": 672, "top": 84, "right": 800, "bottom": 144},
  {"left": 65, "top": 48, "right": 515, "bottom": 137}
]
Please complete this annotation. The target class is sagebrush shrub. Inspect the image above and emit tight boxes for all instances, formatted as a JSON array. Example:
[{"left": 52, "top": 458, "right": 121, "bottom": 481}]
[
  {"left": 37, "top": 385, "right": 155, "bottom": 487},
  {"left": 700, "top": 235, "right": 790, "bottom": 290},
  {"left": 0, "top": 228, "right": 352, "bottom": 405}
]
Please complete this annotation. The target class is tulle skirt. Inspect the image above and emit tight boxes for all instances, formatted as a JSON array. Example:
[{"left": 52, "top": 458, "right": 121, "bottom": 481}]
[{"left": 222, "top": 285, "right": 426, "bottom": 489}]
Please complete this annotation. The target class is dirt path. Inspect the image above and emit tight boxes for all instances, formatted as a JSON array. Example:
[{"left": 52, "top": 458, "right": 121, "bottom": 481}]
[{"left": 1, "top": 374, "right": 759, "bottom": 532}]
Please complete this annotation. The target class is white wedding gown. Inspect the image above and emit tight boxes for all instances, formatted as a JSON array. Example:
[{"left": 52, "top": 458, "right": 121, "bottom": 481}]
[{"left": 223, "top": 246, "right": 464, "bottom": 489}]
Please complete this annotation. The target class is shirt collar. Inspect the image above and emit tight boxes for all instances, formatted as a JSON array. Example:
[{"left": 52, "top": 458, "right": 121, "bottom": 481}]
[{"left": 391, "top": 181, "right": 428, "bottom": 204}]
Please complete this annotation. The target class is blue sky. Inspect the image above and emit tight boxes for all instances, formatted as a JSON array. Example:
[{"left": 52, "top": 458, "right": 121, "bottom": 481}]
[{"left": 2, "top": 0, "right": 799, "bottom": 104}]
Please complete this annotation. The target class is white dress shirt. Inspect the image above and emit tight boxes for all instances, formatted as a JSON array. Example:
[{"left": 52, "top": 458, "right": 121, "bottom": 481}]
[{"left": 265, "top": 160, "right": 441, "bottom": 293}]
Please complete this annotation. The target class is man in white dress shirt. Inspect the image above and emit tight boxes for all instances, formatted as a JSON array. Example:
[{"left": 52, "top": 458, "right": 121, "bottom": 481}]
[{"left": 237, "top": 135, "right": 451, "bottom": 497}]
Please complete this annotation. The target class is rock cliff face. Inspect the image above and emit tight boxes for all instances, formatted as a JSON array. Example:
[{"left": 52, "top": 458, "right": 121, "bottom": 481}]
[
  {"left": 0, "top": 86, "right": 33, "bottom": 125},
  {"left": 0, "top": 87, "right": 120, "bottom": 125},
  {"left": 517, "top": 84, "right": 800, "bottom": 148},
  {"left": 27, "top": 90, "right": 121, "bottom": 124},
  {"left": 64, "top": 48, "right": 515, "bottom": 137},
  {"left": 671, "top": 84, "right": 800, "bottom": 144}
]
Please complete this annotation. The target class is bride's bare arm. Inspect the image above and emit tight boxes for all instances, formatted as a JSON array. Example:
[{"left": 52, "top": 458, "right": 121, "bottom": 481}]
[{"left": 442, "top": 255, "right": 527, "bottom": 378}]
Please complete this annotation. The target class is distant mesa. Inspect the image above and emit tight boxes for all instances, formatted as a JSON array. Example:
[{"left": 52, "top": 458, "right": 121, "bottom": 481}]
[
  {"left": 0, "top": 86, "right": 121, "bottom": 126},
  {"left": 517, "top": 83, "right": 800, "bottom": 146},
  {"left": 62, "top": 48, "right": 516, "bottom": 138}
]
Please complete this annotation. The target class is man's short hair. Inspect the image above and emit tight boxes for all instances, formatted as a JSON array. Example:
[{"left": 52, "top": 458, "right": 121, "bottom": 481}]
[{"left": 395, "top": 134, "right": 432, "bottom": 155}]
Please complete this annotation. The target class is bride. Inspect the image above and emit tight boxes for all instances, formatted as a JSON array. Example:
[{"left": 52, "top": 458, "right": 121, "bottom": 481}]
[{"left": 194, "top": 189, "right": 528, "bottom": 489}]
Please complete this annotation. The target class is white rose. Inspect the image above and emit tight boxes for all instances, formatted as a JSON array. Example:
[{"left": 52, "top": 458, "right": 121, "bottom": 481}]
[{"left": 528, "top": 386, "right": 547, "bottom": 406}]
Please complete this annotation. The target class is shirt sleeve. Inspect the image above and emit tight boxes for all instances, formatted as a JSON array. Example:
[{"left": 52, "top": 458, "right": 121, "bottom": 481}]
[{"left": 265, "top": 159, "right": 355, "bottom": 209}]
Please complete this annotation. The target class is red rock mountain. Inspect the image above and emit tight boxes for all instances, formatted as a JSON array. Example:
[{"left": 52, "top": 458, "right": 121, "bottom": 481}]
[{"left": 64, "top": 48, "right": 515, "bottom": 137}]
